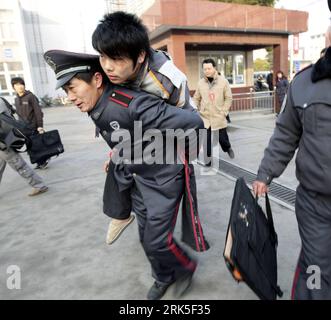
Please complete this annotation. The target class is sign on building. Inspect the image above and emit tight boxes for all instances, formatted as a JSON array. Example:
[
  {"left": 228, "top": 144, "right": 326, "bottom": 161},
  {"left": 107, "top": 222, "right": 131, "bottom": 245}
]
[{"left": 4, "top": 48, "right": 13, "bottom": 58}]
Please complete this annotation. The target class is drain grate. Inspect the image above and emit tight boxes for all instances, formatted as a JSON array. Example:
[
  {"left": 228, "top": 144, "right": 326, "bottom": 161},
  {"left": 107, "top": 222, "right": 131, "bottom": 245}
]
[{"left": 214, "top": 158, "right": 296, "bottom": 208}]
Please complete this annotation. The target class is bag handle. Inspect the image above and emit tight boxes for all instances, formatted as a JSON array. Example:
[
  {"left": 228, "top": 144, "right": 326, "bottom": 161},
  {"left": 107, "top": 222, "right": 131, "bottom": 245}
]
[
  {"left": 251, "top": 193, "right": 283, "bottom": 299},
  {"left": 255, "top": 193, "right": 276, "bottom": 239}
]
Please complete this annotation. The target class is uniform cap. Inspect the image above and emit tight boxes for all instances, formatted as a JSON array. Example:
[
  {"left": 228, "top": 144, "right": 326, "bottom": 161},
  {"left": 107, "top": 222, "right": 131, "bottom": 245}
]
[{"left": 44, "top": 50, "right": 99, "bottom": 89}]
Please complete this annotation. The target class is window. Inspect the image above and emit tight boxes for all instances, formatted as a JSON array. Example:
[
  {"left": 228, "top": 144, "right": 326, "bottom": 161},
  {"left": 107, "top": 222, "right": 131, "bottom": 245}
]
[
  {"left": 0, "top": 10, "right": 13, "bottom": 20},
  {"left": 0, "top": 22, "right": 16, "bottom": 39},
  {"left": 0, "top": 75, "right": 7, "bottom": 90},
  {"left": 234, "top": 55, "right": 244, "bottom": 85},
  {"left": 10, "top": 74, "right": 24, "bottom": 79},
  {"left": 8, "top": 23, "right": 17, "bottom": 38},
  {"left": 199, "top": 51, "right": 246, "bottom": 86},
  {"left": 7, "top": 62, "right": 23, "bottom": 71},
  {"left": 0, "top": 23, "right": 5, "bottom": 38}
]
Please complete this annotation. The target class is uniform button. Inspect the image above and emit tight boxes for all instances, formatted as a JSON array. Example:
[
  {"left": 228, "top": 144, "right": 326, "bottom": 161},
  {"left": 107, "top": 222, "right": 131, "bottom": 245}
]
[
  {"left": 102, "top": 131, "right": 107, "bottom": 136},
  {"left": 112, "top": 93, "right": 116, "bottom": 97},
  {"left": 133, "top": 173, "right": 137, "bottom": 177}
]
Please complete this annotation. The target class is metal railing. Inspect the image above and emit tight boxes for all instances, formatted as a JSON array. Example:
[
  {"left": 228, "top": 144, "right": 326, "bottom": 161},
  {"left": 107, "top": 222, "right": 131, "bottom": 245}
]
[{"left": 231, "top": 89, "right": 275, "bottom": 113}]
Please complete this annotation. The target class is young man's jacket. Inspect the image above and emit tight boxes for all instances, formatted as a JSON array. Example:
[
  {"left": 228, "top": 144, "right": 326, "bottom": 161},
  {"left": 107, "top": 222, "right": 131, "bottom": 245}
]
[
  {"left": 129, "top": 48, "right": 196, "bottom": 110},
  {"left": 257, "top": 52, "right": 331, "bottom": 196},
  {"left": 193, "top": 72, "right": 232, "bottom": 130},
  {"left": 89, "top": 83, "right": 203, "bottom": 191},
  {"left": 14, "top": 90, "right": 43, "bottom": 130}
]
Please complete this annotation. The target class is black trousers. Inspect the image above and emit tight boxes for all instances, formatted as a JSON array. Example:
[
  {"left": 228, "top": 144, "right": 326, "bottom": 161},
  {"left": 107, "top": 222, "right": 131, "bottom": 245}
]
[
  {"left": 291, "top": 185, "right": 331, "bottom": 300},
  {"left": 131, "top": 170, "right": 197, "bottom": 284},
  {"left": 204, "top": 127, "right": 231, "bottom": 166}
]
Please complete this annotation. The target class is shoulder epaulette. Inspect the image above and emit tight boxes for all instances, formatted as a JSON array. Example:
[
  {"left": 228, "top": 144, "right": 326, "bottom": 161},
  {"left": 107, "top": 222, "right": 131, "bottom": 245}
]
[{"left": 109, "top": 90, "right": 133, "bottom": 108}]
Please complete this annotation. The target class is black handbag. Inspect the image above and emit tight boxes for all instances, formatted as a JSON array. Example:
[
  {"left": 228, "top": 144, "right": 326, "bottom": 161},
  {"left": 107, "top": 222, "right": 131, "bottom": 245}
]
[
  {"left": 223, "top": 177, "right": 283, "bottom": 300},
  {"left": 0, "top": 112, "right": 33, "bottom": 151},
  {"left": 27, "top": 129, "right": 64, "bottom": 164}
]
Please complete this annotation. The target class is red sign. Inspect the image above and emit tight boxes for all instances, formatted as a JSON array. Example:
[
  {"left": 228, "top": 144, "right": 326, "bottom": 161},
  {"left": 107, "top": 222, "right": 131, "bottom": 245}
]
[{"left": 293, "top": 34, "right": 299, "bottom": 54}]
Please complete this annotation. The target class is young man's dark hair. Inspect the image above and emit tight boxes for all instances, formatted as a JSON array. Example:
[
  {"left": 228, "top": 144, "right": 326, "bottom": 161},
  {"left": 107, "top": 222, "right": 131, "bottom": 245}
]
[
  {"left": 11, "top": 77, "right": 25, "bottom": 87},
  {"left": 92, "top": 11, "right": 151, "bottom": 66},
  {"left": 202, "top": 58, "right": 216, "bottom": 67}
]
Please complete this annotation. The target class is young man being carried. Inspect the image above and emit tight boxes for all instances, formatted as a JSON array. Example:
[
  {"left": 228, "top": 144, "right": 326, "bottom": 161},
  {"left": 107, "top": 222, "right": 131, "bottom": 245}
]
[{"left": 91, "top": 11, "right": 204, "bottom": 246}]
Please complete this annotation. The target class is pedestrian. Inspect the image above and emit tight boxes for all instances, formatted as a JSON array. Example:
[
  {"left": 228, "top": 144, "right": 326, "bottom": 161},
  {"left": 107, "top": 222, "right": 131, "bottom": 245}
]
[
  {"left": 11, "top": 77, "right": 49, "bottom": 169},
  {"left": 44, "top": 50, "right": 208, "bottom": 300},
  {"left": 193, "top": 58, "right": 234, "bottom": 167},
  {"left": 91, "top": 11, "right": 203, "bottom": 246},
  {"left": 275, "top": 70, "right": 289, "bottom": 114},
  {"left": 0, "top": 96, "right": 48, "bottom": 196},
  {"left": 252, "top": 46, "right": 331, "bottom": 299},
  {"left": 266, "top": 70, "right": 274, "bottom": 91},
  {"left": 255, "top": 74, "right": 266, "bottom": 92}
]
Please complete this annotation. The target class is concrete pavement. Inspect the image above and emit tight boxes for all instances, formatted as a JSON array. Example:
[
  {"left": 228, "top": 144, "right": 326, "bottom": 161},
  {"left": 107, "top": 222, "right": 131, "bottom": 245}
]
[{"left": 0, "top": 106, "right": 301, "bottom": 300}]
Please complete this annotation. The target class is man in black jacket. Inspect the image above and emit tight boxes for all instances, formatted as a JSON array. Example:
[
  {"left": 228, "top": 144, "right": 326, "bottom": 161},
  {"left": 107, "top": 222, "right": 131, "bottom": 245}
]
[{"left": 11, "top": 77, "right": 49, "bottom": 169}]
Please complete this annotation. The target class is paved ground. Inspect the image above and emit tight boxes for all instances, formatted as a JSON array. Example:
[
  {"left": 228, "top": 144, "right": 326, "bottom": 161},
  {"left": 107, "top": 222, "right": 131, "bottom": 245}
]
[{"left": 0, "top": 106, "right": 301, "bottom": 300}]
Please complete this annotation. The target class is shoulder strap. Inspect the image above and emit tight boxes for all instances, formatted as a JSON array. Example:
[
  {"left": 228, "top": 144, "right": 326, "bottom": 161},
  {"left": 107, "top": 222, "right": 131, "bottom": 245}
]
[
  {"left": 250, "top": 194, "right": 283, "bottom": 299},
  {"left": 0, "top": 97, "right": 16, "bottom": 115},
  {"left": 265, "top": 194, "right": 277, "bottom": 237}
]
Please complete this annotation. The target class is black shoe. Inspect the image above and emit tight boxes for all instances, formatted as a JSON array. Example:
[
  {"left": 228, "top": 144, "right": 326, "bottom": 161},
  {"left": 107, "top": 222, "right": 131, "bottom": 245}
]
[
  {"left": 147, "top": 281, "right": 172, "bottom": 300},
  {"left": 227, "top": 148, "right": 235, "bottom": 159},
  {"left": 36, "top": 160, "right": 49, "bottom": 170},
  {"left": 175, "top": 267, "right": 196, "bottom": 298}
]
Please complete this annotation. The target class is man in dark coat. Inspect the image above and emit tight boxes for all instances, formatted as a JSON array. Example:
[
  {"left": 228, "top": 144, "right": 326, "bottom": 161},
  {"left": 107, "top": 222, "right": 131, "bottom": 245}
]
[
  {"left": 44, "top": 49, "right": 209, "bottom": 300},
  {"left": 253, "top": 46, "right": 331, "bottom": 299}
]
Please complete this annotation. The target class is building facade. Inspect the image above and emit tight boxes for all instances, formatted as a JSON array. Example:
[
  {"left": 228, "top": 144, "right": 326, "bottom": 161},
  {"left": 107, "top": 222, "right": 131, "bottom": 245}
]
[
  {"left": 142, "top": 0, "right": 308, "bottom": 93},
  {"left": 1, "top": 0, "right": 107, "bottom": 100},
  {"left": 0, "top": 0, "right": 32, "bottom": 102}
]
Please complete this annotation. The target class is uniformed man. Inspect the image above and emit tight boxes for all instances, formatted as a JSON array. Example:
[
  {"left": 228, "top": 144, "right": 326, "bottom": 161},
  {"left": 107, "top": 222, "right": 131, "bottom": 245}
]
[
  {"left": 44, "top": 50, "right": 209, "bottom": 300},
  {"left": 92, "top": 11, "right": 201, "bottom": 246},
  {"left": 252, "top": 46, "right": 331, "bottom": 299}
]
